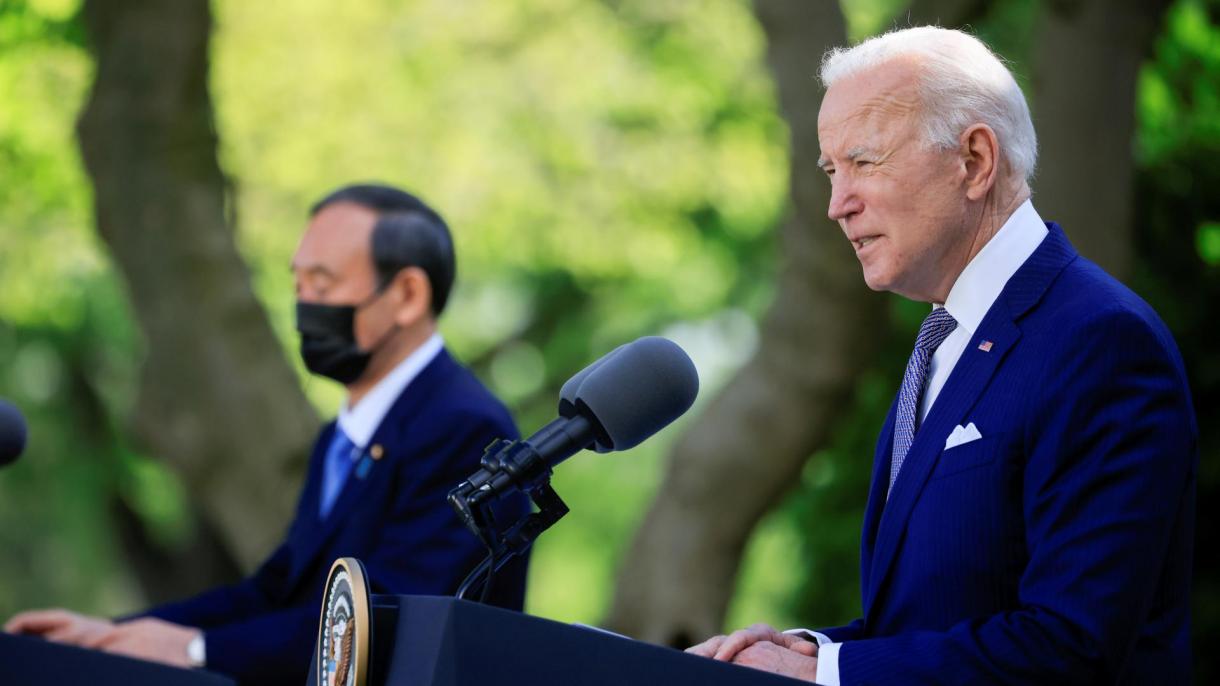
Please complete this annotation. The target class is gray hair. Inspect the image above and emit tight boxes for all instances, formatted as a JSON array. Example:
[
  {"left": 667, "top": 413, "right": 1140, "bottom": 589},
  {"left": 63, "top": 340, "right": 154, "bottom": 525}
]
[{"left": 820, "top": 26, "right": 1037, "bottom": 182}]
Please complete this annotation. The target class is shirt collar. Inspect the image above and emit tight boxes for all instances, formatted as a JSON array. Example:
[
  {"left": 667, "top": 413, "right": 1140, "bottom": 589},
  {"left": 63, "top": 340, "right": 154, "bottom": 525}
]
[
  {"left": 940, "top": 199, "right": 1048, "bottom": 333},
  {"left": 337, "top": 333, "right": 444, "bottom": 448}
]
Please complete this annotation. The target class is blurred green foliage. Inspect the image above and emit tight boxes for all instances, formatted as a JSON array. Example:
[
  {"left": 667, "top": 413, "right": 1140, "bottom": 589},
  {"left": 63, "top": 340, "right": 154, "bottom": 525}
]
[
  {"left": 209, "top": 0, "right": 791, "bottom": 626},
  {"left": 0, "top": 0, "right": 1217, "bottom": 680},
  {"left": 1, "top": 0, "right": 790, "bottom": 625}
]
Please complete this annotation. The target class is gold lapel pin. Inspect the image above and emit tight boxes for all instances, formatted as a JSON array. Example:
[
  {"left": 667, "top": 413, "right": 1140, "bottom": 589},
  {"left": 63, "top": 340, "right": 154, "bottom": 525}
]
[{"left": 370, "top": 444, "right": 385, "bottom": 460}]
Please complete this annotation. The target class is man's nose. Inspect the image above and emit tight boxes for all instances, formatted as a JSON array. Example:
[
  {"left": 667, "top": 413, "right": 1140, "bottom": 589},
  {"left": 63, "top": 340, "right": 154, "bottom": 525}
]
[
  {"left": 294, "top": 279, "right": 316, "bottom": 302},
  {"left": 827, "top": 177, "right": 863, "bottom": 222}
]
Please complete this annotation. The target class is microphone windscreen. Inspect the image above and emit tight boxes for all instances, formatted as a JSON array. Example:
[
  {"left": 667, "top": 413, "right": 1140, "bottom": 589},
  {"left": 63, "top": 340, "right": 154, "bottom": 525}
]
[
  {"left": 557, "top": 343, "right": 625, "bottom": 418},
  {"left": 572, "top": 337, "right": 699, "bottom": 452},
  {"left": 0, "top": 399, "right": 28, "bottom": 467}
]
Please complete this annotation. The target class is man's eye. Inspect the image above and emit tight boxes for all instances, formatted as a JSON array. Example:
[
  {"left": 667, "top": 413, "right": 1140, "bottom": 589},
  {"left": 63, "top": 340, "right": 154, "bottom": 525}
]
[{"left": 856, "top": 160, "right": 873, "bottom": 167}]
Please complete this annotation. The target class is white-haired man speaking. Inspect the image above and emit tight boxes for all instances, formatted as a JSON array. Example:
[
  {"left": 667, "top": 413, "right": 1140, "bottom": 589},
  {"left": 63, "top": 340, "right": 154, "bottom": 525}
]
[{"left": 687, "top": 26, "right": 1195, "bottom": 685}]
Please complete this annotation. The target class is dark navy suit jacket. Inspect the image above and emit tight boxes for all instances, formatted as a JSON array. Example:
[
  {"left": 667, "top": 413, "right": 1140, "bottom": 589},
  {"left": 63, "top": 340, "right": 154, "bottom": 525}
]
[
  {"left": 141, "top": 349, "right": 528, "bottom": 685},
  {"left": 820, "top": 225, "right": 1196, "bottom": 684}
]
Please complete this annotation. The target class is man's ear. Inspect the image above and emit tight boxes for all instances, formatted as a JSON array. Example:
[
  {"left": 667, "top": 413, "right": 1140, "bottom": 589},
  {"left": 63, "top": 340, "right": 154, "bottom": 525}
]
[
  {"left": 389, "top": 267, "right": 433, "bottom": 326},
  {"left": 961, "top": 123, "right": 1000, "bottom": 201}
]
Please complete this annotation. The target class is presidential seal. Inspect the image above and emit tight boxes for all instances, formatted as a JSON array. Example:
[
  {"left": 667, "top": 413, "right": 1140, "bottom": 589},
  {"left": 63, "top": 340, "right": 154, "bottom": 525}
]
[{"left": 317, "top": 557, "right": 371, "bottom": 686}]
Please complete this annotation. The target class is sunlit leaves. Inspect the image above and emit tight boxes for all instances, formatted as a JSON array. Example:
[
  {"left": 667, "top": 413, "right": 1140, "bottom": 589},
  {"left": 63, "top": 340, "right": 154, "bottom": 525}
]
[
  {"left": 1197, "top": 221, "right": 1220, "bottom": 265},
  {"left": 210, "top": 0, "right": 786, "bottom": 382},
  {"left": 2, "top": 0, "right": 792, "bottom": 622},
  {"left": 1137, "top": 0, "right": 1220, "bottom": 165},
  {"left": 0, "top": 4, "right": 98, "bottom": 327}
]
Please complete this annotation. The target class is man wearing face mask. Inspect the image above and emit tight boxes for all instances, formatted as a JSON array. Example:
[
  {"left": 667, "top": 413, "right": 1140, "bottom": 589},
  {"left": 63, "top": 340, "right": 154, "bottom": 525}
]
[{"left": 5, "top": 184, "right": 529, "bottom": 685}]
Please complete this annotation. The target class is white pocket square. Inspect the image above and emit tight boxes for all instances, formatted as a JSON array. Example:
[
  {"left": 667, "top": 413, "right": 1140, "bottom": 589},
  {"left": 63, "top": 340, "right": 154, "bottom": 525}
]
[{"left": 944, "top": 422, "right": 983, "bottom": 450}]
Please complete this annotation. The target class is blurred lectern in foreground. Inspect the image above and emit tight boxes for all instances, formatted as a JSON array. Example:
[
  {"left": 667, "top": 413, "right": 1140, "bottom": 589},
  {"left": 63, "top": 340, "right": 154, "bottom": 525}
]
[
  {"left": 307, "top": 594, "right": 812, "bottom": 686},
  {"left": 0, "top": 631, "right": 235, "bottom": 685}
]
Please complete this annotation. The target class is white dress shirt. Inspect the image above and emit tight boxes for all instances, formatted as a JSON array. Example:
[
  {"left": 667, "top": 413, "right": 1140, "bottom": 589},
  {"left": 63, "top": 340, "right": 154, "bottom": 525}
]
[
  {"left": 803, "top": 200, "right": 1048, "bottom": 685},
  {"left": 337, "top": 333, "right": 444, "bottom": 449},
  {"left": 921, "top": 200, "right": 1048, "bottom": 422}
]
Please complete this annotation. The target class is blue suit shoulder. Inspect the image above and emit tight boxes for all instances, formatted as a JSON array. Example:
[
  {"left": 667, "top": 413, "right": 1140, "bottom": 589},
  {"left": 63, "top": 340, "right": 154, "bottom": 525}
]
[
  {"left": 388, "top": 349, "right": 517, "bottom": 440},
  {"left": 1042, "top": 253, "right": 1165, "bottom": 331},
  {"left": 1031, "top": 252, "right": 1193, "bottom": 411}
]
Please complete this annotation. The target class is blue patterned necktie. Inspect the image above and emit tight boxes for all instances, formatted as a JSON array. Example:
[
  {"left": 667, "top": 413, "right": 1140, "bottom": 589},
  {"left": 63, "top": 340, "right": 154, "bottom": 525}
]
[
  {"left": 320, "top": 427, "right": 359, "bottom": 519},
  {"left": 889, "top": 307, "right": 958, "bottom": 495}
]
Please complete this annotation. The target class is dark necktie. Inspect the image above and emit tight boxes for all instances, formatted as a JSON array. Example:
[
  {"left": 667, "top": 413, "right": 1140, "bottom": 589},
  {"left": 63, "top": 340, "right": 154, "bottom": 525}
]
[{"left": 890, "top": 307, "right": 958, "bottom": 495}]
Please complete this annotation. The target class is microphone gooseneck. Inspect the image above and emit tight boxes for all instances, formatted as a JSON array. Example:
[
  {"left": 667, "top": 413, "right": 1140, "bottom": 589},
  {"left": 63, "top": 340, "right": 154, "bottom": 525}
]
[{"left": 448, "top": 336, "right": 699, "bottom": 603}]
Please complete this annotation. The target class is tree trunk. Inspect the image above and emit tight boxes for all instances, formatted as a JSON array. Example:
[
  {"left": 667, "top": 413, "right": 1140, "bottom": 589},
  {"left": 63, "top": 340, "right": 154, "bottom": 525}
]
[
  {"left": 1030, "top": 0, "right": 1171, "bottom": 278},
  {"left": 77, "top": 0, "right": 319, "bottom": 578},
  {"left": 605, "top": 0, "right": 887, "bottom": 647}
]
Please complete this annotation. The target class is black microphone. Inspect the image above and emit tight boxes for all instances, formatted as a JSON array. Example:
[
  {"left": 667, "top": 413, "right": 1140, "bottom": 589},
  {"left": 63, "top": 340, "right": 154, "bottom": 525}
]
[
  {"left": 566, "top": 335, "right": 700, "bottom": 453},
  {"left": 0, "top": 399, "right": 28, "bottom": 468},
  {"left": 451, "top": 336, "right": 699, "bottom": 515},
  {"left": 556, "top": 341, "right": 625, "bottom": 418}
]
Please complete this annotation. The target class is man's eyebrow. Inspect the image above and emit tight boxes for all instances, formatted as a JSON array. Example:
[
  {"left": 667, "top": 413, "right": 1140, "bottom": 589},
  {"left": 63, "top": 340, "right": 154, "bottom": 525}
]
[
  {"left": 818, "top": 145, "right": 874, "bottom": 170},
  {"left": 845, "top": 146, "right": 872, "bottom": 161},
  {"left": 290, "top": 262, "right": 337, "bottom": 279}
]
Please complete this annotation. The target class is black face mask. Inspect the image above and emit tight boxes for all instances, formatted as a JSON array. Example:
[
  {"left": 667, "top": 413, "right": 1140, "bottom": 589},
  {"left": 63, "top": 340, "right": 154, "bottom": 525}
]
[{"left": 296, "top": 289, "right": 393, "bottom": 384}]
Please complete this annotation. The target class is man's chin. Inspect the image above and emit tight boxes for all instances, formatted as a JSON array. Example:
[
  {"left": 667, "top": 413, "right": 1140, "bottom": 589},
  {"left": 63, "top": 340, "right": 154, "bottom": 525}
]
[{"left": 860, "top": 269, "right": 893, "bottom": 293}]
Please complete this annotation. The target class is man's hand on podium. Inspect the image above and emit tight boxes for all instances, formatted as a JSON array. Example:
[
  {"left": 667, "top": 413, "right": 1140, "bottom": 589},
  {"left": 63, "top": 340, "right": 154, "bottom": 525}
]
[
  {"left": 85, "top": 617, "right": 200, "bottom": 668},
  {"left": 686, "top": 622, "right": 820, "bottom": 682},
  {"left": 5, "top": 609, "right": 201, "bottom": 668},
  {"left": 4, "top": 608, "right": 113, "bottom": 645}
]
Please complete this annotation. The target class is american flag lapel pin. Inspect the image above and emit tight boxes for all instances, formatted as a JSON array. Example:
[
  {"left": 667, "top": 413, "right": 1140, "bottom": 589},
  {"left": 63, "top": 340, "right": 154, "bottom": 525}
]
[{"left": 978, "top": 340, "right": 994, "bottom": 352}]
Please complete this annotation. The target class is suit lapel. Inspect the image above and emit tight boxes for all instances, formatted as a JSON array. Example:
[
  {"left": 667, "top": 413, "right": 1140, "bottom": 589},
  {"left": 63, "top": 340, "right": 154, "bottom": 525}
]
[
  {"left": 864, "top": 315, "right": 1020, "bottom": 613},
  {"left": 859, "top": 395, "right": 898, "bottom": 603},
  {"left": 280, "top": 350, "right": 457, "bottom": 593},
  {"left": 298, "top": 425, "right": 331, "bottom": 525},
  {"left": 277, "top": 425, "right": 331, "bottom": 563},
  {"left": 862, "top": 224, "right": 1078, "bottom": 617}
]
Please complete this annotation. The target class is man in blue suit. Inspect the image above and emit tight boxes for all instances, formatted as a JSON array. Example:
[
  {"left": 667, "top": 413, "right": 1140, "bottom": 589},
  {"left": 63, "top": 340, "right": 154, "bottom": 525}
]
[
  {"left": 688, "top": 27, "right": 1196, "bottom": 684},
  {"left": 6, "top": 184, "right": 529, "bottom": 684}
]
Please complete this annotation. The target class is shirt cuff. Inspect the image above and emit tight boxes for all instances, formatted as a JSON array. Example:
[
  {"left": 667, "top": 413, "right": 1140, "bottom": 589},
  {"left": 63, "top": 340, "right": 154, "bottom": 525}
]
[
  {"left": 814, "top": 642, "right": 841, "bottom": 685},
  {"left": 783, "top": 630, "right": 840, "bottom": 685},
  {"left": 187, "top": 631, "right": 207, "bottom": 668}
]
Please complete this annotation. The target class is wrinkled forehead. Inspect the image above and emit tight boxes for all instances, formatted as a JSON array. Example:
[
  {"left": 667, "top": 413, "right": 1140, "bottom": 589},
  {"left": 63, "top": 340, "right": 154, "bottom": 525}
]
[{"left": 817, "top": 60, "right": 924, "bottom": 153}]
